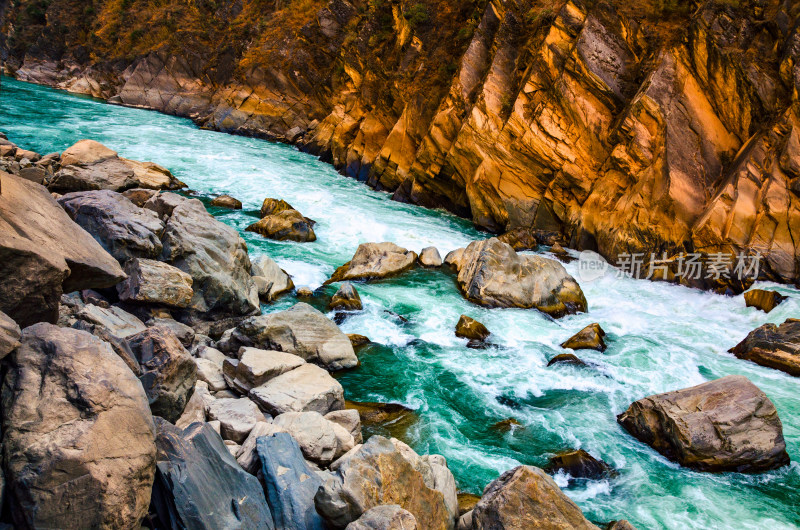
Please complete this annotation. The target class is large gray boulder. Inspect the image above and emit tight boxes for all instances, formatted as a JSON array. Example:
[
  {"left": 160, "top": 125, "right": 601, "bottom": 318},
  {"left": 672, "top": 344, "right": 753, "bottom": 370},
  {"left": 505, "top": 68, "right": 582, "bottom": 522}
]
[
  {"left": 328, "top": 242, "right": 417, "bottom": 283},
  {"left": 448, "top": 238, "right": 587, "bottom": 317},
  {"left": 228, "top": 303, "right": 357, "bottom": 370},
  {"left": 0, "top": 172, "right": 125, "bottom": 327},
  {"left": 346, "top": 505, "right": 418, "bottom": 529},
  {"left": 617, "top": 375, "right": 790, "bottom": 472},
  {"left": 729, "top": 318, "right": 800, "bottom": 377},
  {"left": 249, "top": 363, "right": 345, "bottom": 416},
  {"left": 126, "top": 327, "right": 198, "bottom": 423},
  {"left": 117, "top": 258, "right": 194, "bottom": 308},
  {"left": 151, "top": 419, "right": 274, "bottom": 529},
  {"left": 58, "top": 190, "right": 165, "bottom": 263},
  {"left": 0, "top": 309, "right": 21, "bottom": 360},
  {"left": 257, "top": 432, "right": 327, "bottom": 529},
  {"left": 470, "top": 466, "right": 596, "bottom": 529},
  {"left": 315, "top": 436, "right": 454, "bottom": 529},
  {"left": 147, "top": 192, "right": 259, "bottom": 318},
  {"left": 2, "top": 324, "right": 156, "bottom": 529}
]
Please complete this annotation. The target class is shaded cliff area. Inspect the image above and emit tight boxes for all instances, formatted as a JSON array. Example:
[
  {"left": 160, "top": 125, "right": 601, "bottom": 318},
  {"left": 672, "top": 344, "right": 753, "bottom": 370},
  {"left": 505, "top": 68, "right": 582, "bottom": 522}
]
[{"left": 2, "top": 0, "right": 800, "bottom": 290}]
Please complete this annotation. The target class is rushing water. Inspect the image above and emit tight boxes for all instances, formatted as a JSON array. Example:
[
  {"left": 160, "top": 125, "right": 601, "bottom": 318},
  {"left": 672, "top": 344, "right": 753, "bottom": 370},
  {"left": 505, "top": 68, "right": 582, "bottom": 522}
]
[{"left": 2, "top": 76, "right": 799, "bottom": 529}]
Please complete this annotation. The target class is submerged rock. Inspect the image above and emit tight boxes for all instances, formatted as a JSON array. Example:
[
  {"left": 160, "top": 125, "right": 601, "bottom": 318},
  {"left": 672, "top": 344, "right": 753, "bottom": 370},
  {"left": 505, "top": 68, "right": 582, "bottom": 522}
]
[
  {"left": 561, "top": 323, "right": 607, "bottom": 352},
  {"left": 455, "top": 315, "right": 490, "bottom": 342},
  {"left": 0, "top": 172, "right": 126, "bottom": 327},
  {"left": 617, "top": 375, "right": 790, "bottom": 472},
  {"left": 545, "top": 449, "right": 614, "bottom": 480},
  {"left": 419, "top": 246, "right": 443, "bottom": 267},
  {"left": 729, "top": 319, "right": 800, "bottom": 376},
  {"left": 470, "top": 465, "right": 596, "bottom": 529},
  {"left": 346, "top": 400, "right": 418, "bottom": 440},
  {"left": 151, "top": 419, "right": 274, "bottom": 529},
  {"left": 330, "top": 281, "right": 363, "bottom": 311},
  {"left": 547, "top": 353, "right": 587, "bottom": 367},
  {"left": 117, "top": 258, "right": 194, "bottom": 308},
  {"left": 2, "top": 324, "right": 156, "bottom": 529},
  {"left": 449, "top": 239, "right": 586, "bottom": 317},
  {"left": 347, "top": 505, "right": 418, "bottom": 529},
  {"left": 348, "top": 333, "right": 371, "bottom": 348},
  {"left": 328, "top": 242, "right": 417, "bottom": 283},
  {"left": 744, "top": 289, "right": 787, "bottom": 313},
  {"left": 250, "top": 363, "right": 345, "bottom": 416},
  {"left": 211, "top": 194, "right": 242, "bottom": 209}
]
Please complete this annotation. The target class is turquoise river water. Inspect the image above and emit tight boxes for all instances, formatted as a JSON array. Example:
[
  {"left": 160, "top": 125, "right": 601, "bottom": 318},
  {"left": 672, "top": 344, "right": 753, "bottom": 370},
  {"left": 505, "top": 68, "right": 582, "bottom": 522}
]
[{"left": 1, "top": 77, "right": 798, "bottom": 529}]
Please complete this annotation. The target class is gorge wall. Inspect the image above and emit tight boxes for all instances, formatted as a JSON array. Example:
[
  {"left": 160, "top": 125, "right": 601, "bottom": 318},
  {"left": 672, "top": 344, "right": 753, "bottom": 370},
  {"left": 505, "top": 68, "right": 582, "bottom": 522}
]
[{"left": 2, "top": 0, "right": 800, "bottom": 289}]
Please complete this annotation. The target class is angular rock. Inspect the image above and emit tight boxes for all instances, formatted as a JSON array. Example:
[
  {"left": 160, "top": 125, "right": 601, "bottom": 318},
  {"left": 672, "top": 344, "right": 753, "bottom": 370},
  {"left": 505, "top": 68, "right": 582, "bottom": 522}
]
[
  {"left": 230, "top": 302, "right": 357, "bottom": 370},
  {"left": 251, "top": 254, "right": 294, "bottom": 300},
  {"left": 315, "top": 435, "right": 452, "bottom": 529},
  {"left": 58, "top": 190, "right": 165, "bottom": 262},
  {"left": 126, "top": 327, "right": 198, "bottom": 422},
  {"left": 250, "top": 363, "right": 345, "bottom": 416},
  {"left": 450, "top": 239, "right": 587, "bottom": 317},
  {"left": 470, "top": 466, "right": 595, "bottom": 529},
  {"left": 2, "top": 324, "right": 156, "bottom": 529},
  {"left": 419, "top": 246, "right": 443, "bottom": 267},
  {"left": 328, "top": 242, "right": 417, "bottom": 283},
  {"left": 729, "top": 319, "right": 800, "bottom": 376},
  {"left": 0, "top": 309, "right": 21, "bottom": 360},
  {"left": 175, "top": 380, "right": 214, "bottom": 429},
  {"left": 211, "top": 194, "right": 242, "bottom": 209},
  {"left": 326, "top": 409, "right": 364, "bottom": 444},
  {"left": 151, "top": 419, "right": 274, "bottom": 529},
  {"left": 330, "top": 281, "right": 363, "bottom": 311},
  {"left": 455, "top": 315, "right": 490, "bottom": 341},
  {"left": 346, "top": 505, "right": 418, "bottom": 530},
  {"left": 76, "top": 303, "right": 147, "bottom": 338},
  {"left": 122, "top": 187, "right": 159, "bottom": 207},
  {"left": 207, "top": 397, "right": 263, "bottom": 443},
  {"left": 257, "top": 432, "right": 328, "bottom": 529},
  {"left": 195, "top": 357, "right": 227, "bottom": 392},
  {"left": 247, "top": 209, "right": 317, "bottom": 242},
  {"left": 147, "top": 317, "right": 196, "bottom": 347},
  {"left": 117, "top": 258, "right": 194, "bottom": 308},
  {"left": 0, "top": 172, "right": 126, "bottom": 327},
  {"left": 233, "top": 347, "right": 306, "bottom": 393},
  {"left": 561, "top": 323, "right": 607, "bottom": 352},
  {"left": 744, "top": 289, "right": 787, "bottom": 313},
  {"left": 72, "top": 318, "right": 143, "bottom": 375},
  {"left": 497, "top": 227, "right": 539, "bottom": 251},
  {"left": 547, "top": 353, "right": 586, "bottom": 367},
  {"left": 617, "top": 375, "right": 790, "bottom": 472},
  {"left": 273, "top": 411, "right": 355, "bottom": 466},
  {"left": 235, "top": 422, "right": 286, "bottom": 474},
  {"left": 545, "top": 449, "right": 614, "bottom": 480}
]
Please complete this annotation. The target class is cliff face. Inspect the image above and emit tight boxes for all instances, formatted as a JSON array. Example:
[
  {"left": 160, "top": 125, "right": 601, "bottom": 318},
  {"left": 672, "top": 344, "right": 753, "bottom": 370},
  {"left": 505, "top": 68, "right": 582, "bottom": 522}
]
[{"left": 3, "top": 0, "right": 800, "bottom": 289}]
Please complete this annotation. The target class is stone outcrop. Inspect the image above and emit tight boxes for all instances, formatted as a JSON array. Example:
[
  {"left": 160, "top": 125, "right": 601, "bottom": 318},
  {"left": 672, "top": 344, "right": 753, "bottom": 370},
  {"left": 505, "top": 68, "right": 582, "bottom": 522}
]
[
  {"left": 561, "top": 323, "right": 607, "bottom": 352},
  {"left": 617, "top": 375, "right": 790, "bottom": 472},
  {"left": 449, "top": 239, "right": 587, "bottom": 317},
  {"left": 0, "top": 171, "right": 125, "bottom": 327},
  {"left": 729, "top": 319, "right": 800, "bottom": 376},
  {"left": 2, "top": 324, "right": 156, "bottom": 529},
  {"left": 328, "top": 242, "right": 418, "bottom": 283},
  {"left": 117, "top": 258, "right": 194, "bottom": 308}
]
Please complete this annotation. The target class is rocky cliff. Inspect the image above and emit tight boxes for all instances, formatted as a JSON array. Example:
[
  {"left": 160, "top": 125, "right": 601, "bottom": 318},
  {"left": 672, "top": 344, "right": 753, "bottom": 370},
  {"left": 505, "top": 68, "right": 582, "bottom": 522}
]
[{"left": 3, "top": 0, "right": 799, "bottom": 289}]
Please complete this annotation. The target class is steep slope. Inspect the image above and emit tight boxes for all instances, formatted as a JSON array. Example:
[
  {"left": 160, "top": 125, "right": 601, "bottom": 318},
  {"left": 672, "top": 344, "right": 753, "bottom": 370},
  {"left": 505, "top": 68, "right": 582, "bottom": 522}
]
[{"left": 2, "top": 0, "right": 799, "bottom": 290}]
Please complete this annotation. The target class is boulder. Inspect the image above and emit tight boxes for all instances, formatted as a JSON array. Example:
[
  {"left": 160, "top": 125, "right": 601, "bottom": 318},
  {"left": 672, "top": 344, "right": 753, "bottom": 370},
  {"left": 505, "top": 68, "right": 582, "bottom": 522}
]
[
  {"left": 175, "top": 380, "right": 214, "bottom": 429},
  {"left": 232, "top": 347, "right": 306, "bottom": 393},
  {"left": 272, "top": 411, "right": 355, "bottom": 466},
  {"left": 547, "top": 353, "right": 586, "bottom": 367},
  {"left": 147, "top": 317, "right": 196, "bottom": 347},
  {"left": 314, "top": 435, "right": 453, "bottom": 529},
  {"left": 194, "top": 357, "right": 227, "bottom": 392},
  {"left": 419, "top": 246, "right": 443, "bottom": 267},
  {"left": 50, "top": 140, "right": 184, "bottom": 192},
  {"left": 455, "top": 315, "right": 490, "bottom": 341},
  {"left": 545, "top": 449, "right": 614, "bottom": 480},
  {"left": 326, "top": 409, "right": 364, "bottom": 444},
  {"left": 126, "top": 327, "right": 198, "bottom": 422},
  {"left": 211, "top": 194, "right": 242, "bottom": 209},
  {"left": 729, "top": 319, "right": 800, "bottom": 376},
  {"left": 0, "top": 309, "right": 21, "bottom": 359},
  {"left": 0, "top": 172, "right": 125, "bottom": 327},
  {"left": 246, "top": 209, "right": 317, "bottom": 242},
  {"left": 229, "top": 302, "right": 357, "bottom": 370},
  {"left": 328, "top": 242, "right": 417, "bottom": 283},
  {"left": 122, "top": 187, "right": 158, "bottom": 207},
  {"left": 297, "top": 286, "right": 315, "bottom": 297},
  {"left": 346, "top": 505, "right": 418, "bottom": 529},
  {"left": 607, "top": 521, "right": 638, "bottom": 530},
  {"left": 349, "top": 334, "right": 371, "bottom": 348},
  {"left": 251, "top": 254, "right": 294, "bottom": 300},
  {"left": 617, "top": 375, "right": 790, "bottom": 472},
  {"left": 744, "top": 289, "right": 787, "bottom": 313},
  {"left": 330, "top": 282, "right": 363, "bottom": 311},
  {"left": 450, "top": 239, "right": 587, "bottom": 317},
  {"left": 207, "top": 397, "right": 263, "bottom": 443},
  {"left": 561, "top": 323, "right": 607, "bottom": 352},
  {"left": 470, "top": 466, "right": 596, "bottom": 529},
  {"left": 260, "top": 197, "right": 295, "bottom": 217},
  {"left": 2, "top": 324, "right": 156, "bottom": 529},
  {"left": 235, "top": 422, "right": 286, "bottom": 474},
  {"left": 76, "top": 303, "right": 147, "bottom": 338},
  {"left": 250, "top": 363, "right": 345, "bottom": 416},
  {"left": 149, "top": 193, "right": 259, "bottom": 317},
  {"left": 58, "top": 190, "right": 165, "bottom": 262},
  {"left": 151, "top": 419, "right": 274, "bottom": 529},
  {"left": 72, "top": 318, "right": 143, "bottom": 375},
  {"left": 257, "top": 432, "right": 328, "bottom": 529},
  {"left": 117, "top": 258, "right": 194, "bottom": 308}
]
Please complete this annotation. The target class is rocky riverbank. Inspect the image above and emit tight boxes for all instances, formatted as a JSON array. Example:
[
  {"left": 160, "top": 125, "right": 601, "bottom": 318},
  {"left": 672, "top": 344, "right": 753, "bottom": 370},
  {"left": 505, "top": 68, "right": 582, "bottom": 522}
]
[
  {"left": 0, "top": 135, "right": 796, "bottom": 528},
  {"left": 2, "top": 0, "right": 799, "bottom": 292}
]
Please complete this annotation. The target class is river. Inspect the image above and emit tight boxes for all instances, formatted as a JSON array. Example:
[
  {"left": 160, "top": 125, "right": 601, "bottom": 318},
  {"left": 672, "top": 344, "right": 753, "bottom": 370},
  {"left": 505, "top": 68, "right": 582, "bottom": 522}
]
[{"left": 2, "top": 76, "right": 798, "bottom": 529}]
